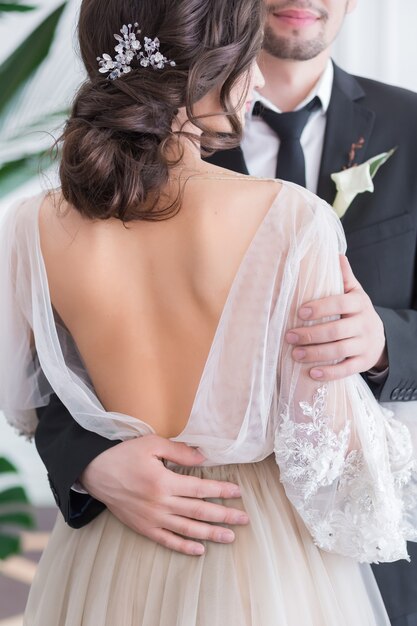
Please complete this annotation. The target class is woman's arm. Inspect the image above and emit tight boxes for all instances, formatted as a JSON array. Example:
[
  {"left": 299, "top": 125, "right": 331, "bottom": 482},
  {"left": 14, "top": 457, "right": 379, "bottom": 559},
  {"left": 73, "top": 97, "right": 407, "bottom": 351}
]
[{"left": 274, "top": 198, "right": 416, "bottom": 563}]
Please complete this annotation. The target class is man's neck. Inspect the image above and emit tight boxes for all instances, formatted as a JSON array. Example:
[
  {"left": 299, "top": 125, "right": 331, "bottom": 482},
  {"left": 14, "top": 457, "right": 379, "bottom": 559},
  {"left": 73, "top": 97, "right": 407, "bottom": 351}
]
[{"left": 258, "top": 50, "right": 331, "bottom": 112}]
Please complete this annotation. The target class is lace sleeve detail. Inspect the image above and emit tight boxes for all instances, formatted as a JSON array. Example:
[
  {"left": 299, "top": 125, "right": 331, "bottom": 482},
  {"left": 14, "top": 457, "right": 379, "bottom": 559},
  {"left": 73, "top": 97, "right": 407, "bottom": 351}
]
[
  {"left": 275, "top": 383, "right": 417, "bottom": 562},
  {"left": 275, "top": 386, "right": 351, "bottom": 500},
  {"left": 272, "top": 190, "right": 417, "bottom": 563}
]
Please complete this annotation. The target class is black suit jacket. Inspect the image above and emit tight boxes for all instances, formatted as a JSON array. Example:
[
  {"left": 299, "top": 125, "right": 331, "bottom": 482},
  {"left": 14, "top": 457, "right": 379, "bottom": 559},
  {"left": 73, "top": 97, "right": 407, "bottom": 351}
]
[{"left": 35, "top": 63, "right": 417, "bottom": 622}]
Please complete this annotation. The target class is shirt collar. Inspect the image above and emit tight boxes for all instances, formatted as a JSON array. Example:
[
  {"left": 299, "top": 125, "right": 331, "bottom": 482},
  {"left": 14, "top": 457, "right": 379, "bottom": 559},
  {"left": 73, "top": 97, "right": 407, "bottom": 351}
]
[{"left": 249, "top": 58, "right": 334, "bottom": 116}]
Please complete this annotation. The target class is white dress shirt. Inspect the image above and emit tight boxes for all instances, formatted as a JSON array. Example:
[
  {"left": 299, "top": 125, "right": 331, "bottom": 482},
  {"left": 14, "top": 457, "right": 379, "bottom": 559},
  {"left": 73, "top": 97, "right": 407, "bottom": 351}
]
[{"left": 241, "top": 60, "right": 334, "bottom": 193}]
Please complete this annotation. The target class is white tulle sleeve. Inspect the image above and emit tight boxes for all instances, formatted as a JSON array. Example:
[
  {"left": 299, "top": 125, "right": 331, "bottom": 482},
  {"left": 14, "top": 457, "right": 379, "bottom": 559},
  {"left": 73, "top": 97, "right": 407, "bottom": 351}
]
[
  {"left": 0, "top": 194, "right": 154, "bottom": 441},
  {"left": 273, "top": 192, "right": 417, "bottom": 563},
  {"left": 0, "top": 196, "right": 53, "bottom": 437}
]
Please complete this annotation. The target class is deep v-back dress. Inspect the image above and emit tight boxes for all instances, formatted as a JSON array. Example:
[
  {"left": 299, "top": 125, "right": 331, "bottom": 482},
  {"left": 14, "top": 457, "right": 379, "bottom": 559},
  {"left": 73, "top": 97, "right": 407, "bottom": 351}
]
[{"left": 1, "top": 181, "right": 417, "bottom": 625}]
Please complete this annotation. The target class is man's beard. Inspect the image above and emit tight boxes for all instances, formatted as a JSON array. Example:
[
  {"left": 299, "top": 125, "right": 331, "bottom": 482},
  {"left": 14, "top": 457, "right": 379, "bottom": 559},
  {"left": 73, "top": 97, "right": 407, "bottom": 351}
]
[
  {"left": 262, "top": 2, "right": 329, "bottom": 61},
  {"left": 263, "top": 23, "right": 327, "bottom": 61}
]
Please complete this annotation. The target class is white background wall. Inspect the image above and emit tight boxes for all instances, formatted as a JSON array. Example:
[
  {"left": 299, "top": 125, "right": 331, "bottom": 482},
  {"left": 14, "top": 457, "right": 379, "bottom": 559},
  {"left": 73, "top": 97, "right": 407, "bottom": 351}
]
[
  {"left": 0, "top": 0, "right": 417, "bottom": 505},
  {"left": 332, "top": 0, "right": 417, "bottom": 92}
]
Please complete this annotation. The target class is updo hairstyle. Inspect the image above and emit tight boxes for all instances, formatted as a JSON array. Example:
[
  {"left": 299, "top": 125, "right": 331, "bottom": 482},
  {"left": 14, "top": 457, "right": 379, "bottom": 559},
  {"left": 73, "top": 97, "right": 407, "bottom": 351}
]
[{"left": 59, "top": 0, "right": 264, "bottom": 221}]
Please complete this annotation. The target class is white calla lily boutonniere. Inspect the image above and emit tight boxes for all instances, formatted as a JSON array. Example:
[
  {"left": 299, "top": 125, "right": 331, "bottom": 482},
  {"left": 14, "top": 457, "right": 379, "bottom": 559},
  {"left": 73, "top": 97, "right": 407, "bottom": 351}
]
[{"left": 331, "top": 148, "right": 397, "bottom": 219}]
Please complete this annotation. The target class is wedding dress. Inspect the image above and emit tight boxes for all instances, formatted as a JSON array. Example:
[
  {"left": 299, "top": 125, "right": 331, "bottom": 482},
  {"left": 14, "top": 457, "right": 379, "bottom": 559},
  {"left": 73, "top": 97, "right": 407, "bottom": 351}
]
[{"left": 1, "top": 181, "right": 417, "bottom": 625}]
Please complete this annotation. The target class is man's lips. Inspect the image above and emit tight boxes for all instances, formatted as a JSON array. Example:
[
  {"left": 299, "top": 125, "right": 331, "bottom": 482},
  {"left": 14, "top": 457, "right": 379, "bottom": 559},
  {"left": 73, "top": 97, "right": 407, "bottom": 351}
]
[{"left": 273, "top": 9, "right": 320, "bottom": 27}]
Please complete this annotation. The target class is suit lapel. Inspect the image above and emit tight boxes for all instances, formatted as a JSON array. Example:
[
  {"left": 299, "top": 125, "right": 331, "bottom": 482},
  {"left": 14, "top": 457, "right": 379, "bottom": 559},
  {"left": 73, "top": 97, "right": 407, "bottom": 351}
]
[{"left": 317, "top": 63, "right": 376, "bottom": 208}]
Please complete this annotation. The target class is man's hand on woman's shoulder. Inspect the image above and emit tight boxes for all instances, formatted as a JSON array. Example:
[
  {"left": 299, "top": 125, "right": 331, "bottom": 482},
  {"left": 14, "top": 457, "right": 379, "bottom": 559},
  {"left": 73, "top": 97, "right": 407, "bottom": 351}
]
[{"left": 286, "top": 255, "right": 387, "bottom": 381}]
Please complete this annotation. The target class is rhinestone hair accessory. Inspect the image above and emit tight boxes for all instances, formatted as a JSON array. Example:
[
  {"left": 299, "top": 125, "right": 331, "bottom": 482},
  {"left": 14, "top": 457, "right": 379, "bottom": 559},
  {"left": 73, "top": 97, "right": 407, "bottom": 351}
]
[{"left": 97, "top": 23, "right": 176, "bottom": 80}]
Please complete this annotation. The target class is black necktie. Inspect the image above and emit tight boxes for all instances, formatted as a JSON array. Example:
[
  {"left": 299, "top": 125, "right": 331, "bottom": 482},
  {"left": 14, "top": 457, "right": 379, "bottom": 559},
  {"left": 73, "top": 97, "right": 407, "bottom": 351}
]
[{"left": 253, "top": 96, "right": 321, "bottom": 187}]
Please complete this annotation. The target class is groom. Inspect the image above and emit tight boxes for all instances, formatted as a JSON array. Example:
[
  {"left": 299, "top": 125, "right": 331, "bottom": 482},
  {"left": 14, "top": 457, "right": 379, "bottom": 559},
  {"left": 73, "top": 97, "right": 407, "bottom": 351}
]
[
  {"left": 205, "top": 1, "right": 417, "bottom": 624},
  {"left": 35, "top": 1, "right": 417, "bottom": 623}
]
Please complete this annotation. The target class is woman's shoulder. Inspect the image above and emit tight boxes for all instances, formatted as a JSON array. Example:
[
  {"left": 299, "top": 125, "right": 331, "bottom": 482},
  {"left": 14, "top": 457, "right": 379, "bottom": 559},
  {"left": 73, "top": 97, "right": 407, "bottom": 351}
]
[
  {"left": 232, "top": 177, "right": 333, "bottom": 225},
  {"left": 275, "top": 183, "right": 346, "bottom": 257},
  {"left": 5, "top": 188, "right": 124, "bottom": 249},
  {"left": 277, "top": 182, "right": 343, "bottom": 236},
  {"left": 185, "top": 170, "right": 282, "bottom": 222},
  {"left": 199, "top": 169, "right": 282, "bottom": 195},
  {"left": 0, "top": 191, "right": 55, "bottom": 258},
  {"left": 0, "top": 190, "right": 47, "bottom": 229},
  {"left": 39, "top": 189, "right": 124, "bottom": 255},
  {"left": 194, "top": 169, "right": 333, "bottom": 222},
  {"left": 39, "top": 190, "right": 137, "bottom": 312},
  {"left": 185, "top": 170, "right": 342, "bottom": 246}
]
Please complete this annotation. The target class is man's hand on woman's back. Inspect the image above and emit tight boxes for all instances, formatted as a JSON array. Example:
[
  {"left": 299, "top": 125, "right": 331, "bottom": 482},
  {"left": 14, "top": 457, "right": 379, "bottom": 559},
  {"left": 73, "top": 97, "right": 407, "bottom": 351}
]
[{"left": 81, "top": 435, "right": 249, "bottom": 556}]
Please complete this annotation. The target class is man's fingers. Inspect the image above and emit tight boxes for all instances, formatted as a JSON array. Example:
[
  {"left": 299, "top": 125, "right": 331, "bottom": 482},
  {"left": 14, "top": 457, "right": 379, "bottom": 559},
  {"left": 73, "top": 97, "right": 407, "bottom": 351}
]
[
  {"left": 297, "top": 293, "right": 362, "bottom": 321},
  {"left": 286, "top": 317, "right": 359, "bottom": 346},
  {"left": 339, "top": 254, "right": 360, "bottom": 292},
  {"left": 309, "top": 357, "right": 365, "bottom": 382},
  {"left": 167, "top": 515, "right": 236, "bottom": 544},
  {"left": 81, "top": 435, "right": 247, "bottom": 556},
  {"left": 292, "top": 337, "right": 362, "bottom": 365},
  {"left": 172, "top": 497, "right": 249, "bottom": 526},
  {"left": 168, "top": 473, "right": 242, "bottom": 500},
  {"left": 150, "top": 528, "right": 205, "bottom": 556},
  {"left": 296, "top": 256, "right": 364, "bottom": 322},
  {"left": 153, "top": 438, "right": 206, "bottom": 466}
]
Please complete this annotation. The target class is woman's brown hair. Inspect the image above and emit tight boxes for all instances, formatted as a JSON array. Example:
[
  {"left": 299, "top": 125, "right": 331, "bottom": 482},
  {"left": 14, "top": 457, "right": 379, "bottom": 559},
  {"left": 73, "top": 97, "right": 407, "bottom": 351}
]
[{"left": 60, "top": 0, "right": 264, "bottom": 221}]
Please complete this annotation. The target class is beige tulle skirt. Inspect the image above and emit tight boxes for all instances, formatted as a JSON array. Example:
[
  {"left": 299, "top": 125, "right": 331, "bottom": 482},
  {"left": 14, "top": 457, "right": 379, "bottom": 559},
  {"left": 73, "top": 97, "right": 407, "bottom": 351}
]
[{"left": 24, "top": 456, "right": 389, "bottom": 625}]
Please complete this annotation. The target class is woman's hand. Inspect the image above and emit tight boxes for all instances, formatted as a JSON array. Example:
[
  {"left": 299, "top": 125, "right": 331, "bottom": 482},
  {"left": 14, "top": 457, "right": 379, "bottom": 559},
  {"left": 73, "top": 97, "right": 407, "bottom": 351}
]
[{"left": 81, "top": 435, "right": 249, "bottom": 556}]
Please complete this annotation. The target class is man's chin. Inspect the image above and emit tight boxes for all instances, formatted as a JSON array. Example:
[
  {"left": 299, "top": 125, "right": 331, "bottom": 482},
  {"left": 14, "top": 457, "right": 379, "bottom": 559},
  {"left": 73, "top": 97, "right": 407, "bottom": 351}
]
[{"left": 262, "top": 31, "right": 327, "bottom": 62}]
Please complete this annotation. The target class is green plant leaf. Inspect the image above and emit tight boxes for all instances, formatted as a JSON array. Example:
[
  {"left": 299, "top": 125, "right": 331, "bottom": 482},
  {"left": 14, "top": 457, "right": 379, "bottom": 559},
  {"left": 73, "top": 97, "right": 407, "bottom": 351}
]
[
  {"left": 0, "top": 458, "right": 18, "bottom": 474},
  {"left": 0, "top": 150, "right": 55, "bottom": 197},
  {"left": 0, "top": 533, "right": 21, "bottom": 559},
  {"left": 0, "top": 533, "right": 20, "bottom": 560},
  {"left": 0, "top": 2, "right": 67, "bottom": 116},
  {"left": 0, "top": 511, "right": 35, "bottom": 529},
  {"left": 0, "top": 2, "right": 37, "bottom": 12},
  {"left": 0, "top": 486, "right": 30, "bottom": 506},
  {"left": 0, "top": 458, "right": 35, "bottom": 560}
]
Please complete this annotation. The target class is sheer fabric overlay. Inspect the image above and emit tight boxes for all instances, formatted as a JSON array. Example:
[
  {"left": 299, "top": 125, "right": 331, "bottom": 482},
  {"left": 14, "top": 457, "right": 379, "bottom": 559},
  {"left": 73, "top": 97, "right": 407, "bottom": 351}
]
[
  {"left": 1, "top": 181, "right": 416, "bottom": 563},
  {"left": 24, "top": 458, "right": 390, "bottom": 626}
]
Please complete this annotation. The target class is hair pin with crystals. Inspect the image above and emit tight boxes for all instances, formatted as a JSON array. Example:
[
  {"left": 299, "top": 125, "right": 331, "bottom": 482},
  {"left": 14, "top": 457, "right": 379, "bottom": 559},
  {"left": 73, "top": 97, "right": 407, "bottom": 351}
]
[{"left": 97, "top": 23, "right": 176, "bottom": 81}]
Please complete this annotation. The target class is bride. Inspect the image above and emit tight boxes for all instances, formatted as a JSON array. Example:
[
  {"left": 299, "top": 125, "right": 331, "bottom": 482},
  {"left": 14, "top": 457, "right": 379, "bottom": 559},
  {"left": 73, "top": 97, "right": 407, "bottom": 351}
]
[{"left": 1, "top": 0, "right": 417, "bottom": 624}]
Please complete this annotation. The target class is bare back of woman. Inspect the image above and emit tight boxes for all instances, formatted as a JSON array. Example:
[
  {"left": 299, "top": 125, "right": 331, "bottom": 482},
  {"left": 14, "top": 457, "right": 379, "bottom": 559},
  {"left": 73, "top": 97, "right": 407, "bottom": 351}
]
[{"left": 39, "top": 172, "right": 281, "bottom": 439}]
